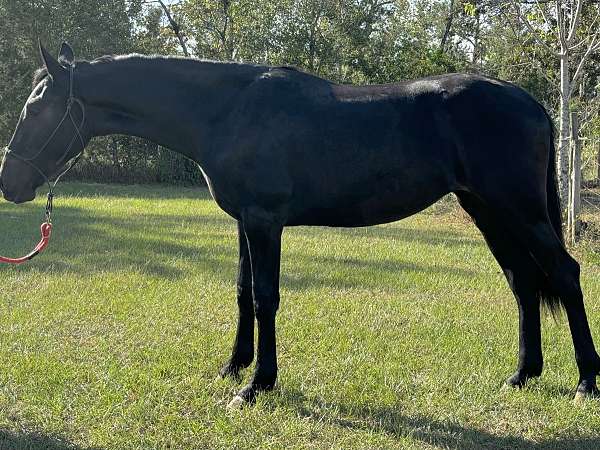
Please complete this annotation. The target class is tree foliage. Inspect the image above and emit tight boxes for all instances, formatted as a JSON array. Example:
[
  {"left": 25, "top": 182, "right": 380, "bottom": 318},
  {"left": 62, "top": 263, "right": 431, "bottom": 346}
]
[{"left": 0, "top": 0, "right": 598, "bottom": 185}]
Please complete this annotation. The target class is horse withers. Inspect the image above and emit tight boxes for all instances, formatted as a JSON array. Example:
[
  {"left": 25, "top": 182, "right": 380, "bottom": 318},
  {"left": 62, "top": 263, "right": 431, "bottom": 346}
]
[{"left": 1, "top": 42, "right": 598, "bottom": 407}]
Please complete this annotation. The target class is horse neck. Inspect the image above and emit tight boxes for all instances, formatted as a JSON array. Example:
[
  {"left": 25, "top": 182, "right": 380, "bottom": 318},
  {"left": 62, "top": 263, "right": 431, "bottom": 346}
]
[{"left": 78, "top": 56, "right": 264, "bottom": 161}]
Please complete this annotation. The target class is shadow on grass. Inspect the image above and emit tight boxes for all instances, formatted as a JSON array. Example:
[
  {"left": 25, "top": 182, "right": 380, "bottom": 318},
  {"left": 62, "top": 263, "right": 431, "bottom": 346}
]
[
  {"left": 280, "top": 255, "right": 477, "bottom": 292},
  {"left": 1, "top": 196, "right": 481, "bottom": 290},
  {"left": 0, "top": 202, "right": 238, "bottom": 281},
  {"left": 0, "top": 429, "right": 101, "bottom": 450},
  {"left": 290, "top": 222, "right": 482, "bottom": 249},
  {"left": 280, "top": 388, "right": 600, "bottom": 450},
  {"left": 45, "top": 182, "right": 209, "bottom": 201}
]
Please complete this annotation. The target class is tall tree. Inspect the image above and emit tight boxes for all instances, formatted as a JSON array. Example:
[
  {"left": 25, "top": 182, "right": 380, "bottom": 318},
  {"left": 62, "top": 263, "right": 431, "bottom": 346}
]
[
  {"left": 0, "top": 0, "right": 135, "bottom": 142},
  {"left": 509, "top": 0, "right": 600, "bottom": 205}
]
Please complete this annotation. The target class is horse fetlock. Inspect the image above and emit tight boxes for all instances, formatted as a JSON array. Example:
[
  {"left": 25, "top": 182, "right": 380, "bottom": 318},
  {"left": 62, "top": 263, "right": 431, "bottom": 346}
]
[
  {"left": 244, "top": 378, "right": 277, "bottom": 403},
  {"left": 505, "top": 368, "right": 542, "bottom": 388},
  {"left": 250, "top": 372, "right": 277, "bottom": 391},
  {"left": 253, "top": 294, "right": 280, "bottom": 316},
  {"left": 227, "top": 377, "right": 277, "bottom": 409},
  {"left": 220, "top": 354, "right": 254, "bottom": 380}
]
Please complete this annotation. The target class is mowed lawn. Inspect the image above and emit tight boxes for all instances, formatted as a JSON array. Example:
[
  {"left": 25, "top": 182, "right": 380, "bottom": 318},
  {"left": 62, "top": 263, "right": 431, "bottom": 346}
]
[{"left": 0, "top": 183, "right": 599, "bottom": 450}]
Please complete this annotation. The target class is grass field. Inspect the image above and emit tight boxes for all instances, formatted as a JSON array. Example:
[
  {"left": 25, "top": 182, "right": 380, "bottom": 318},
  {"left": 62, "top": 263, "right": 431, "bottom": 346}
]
[{"left": 0, "top": 183, "right": 599, "bottom": 450}]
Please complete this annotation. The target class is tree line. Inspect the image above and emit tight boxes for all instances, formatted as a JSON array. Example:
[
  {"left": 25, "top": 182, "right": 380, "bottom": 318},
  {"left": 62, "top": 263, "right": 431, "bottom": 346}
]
[{"left": 1, "top": 0, "right": 599, "bottom": 192}]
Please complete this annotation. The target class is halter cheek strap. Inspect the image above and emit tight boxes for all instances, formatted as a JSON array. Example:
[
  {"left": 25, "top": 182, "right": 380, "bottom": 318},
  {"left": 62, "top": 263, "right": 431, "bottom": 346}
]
[
  {"left": 1, "top": 63, "right": 85, "bottom": 264},
  {"left": 4, "top": 64, "right": 86, "bottom": 195}
]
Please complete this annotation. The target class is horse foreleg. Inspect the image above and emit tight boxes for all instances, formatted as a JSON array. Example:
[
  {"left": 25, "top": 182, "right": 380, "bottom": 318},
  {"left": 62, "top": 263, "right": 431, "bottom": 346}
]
[
  {"left": 220, "top": 221, "right": 255, "bottom": 380},
  {"left": 228, "top": 213, "right": 282, "bottom": 408}
]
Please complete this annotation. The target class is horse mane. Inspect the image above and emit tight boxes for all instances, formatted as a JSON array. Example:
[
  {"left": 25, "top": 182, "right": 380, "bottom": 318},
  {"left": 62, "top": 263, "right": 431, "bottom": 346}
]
[
  {"left": 32, "top": 54, "right": 116, "bottom": 88},
  {"left": 30, "top": 53, "right": 290, "bottom": 90}
]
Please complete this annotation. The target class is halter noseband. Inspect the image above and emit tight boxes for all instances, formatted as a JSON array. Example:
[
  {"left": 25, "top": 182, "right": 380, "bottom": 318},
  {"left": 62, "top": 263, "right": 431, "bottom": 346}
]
[{"left": 3, "top": 63, "right": 86, "bottom": 222}]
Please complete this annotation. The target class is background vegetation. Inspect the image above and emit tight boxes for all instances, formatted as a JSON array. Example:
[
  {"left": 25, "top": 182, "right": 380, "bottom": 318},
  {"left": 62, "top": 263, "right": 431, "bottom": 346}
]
[{"left": 1, "top": 0, "right": 599, "bottom": 185}]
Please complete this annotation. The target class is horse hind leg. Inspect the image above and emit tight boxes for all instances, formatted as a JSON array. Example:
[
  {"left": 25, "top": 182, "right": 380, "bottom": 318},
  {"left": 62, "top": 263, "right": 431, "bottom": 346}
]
[
  {"left": 465, "top": 186, "right": 600, "bottom": 400},
  {"left": 515, "top": 216, "right": 600, "bottom": 400},
  {"left": 456, "top": 192, "right": 544, "bottom": 387}
]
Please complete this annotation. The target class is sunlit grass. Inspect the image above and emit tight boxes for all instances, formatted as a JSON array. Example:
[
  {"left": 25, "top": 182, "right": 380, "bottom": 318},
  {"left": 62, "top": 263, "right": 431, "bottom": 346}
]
[{"left": 0, "top": 183, "right": 599, "bottom": 449}]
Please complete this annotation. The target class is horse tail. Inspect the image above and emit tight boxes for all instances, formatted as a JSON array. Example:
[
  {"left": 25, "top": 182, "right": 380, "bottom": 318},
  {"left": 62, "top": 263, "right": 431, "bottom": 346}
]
[{"left": 538, "top": 106, "right": 564, "bottom": 314}]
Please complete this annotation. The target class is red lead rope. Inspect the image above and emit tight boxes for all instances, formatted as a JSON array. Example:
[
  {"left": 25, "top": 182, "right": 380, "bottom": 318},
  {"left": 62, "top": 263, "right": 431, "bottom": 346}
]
[
  {"left": 1, "top": 192, "right": 54, "bottom": 265},
  {"left": 1, "top": 63, "right": 83, "bottom": 265},
  {"left": 0, "top": 222, "right": 52, "bottom": 264}
]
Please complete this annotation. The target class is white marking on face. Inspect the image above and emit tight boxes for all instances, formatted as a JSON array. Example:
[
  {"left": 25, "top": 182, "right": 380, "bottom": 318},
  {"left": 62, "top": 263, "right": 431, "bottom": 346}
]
[{"left": 22, "top": 81, "right": 48, "bottom": 119}]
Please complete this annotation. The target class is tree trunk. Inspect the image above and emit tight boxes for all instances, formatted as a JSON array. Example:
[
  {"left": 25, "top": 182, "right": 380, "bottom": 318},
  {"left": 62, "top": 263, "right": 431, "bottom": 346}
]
[
  {"left": 568, "top": 111, "right": 581, "bottom": 244},
  {"left": 110, "top": 137, "right": 120, "bottom": 182},
  {"left": 308, "top": 13, "right": 319, "bottom": 72},
  {"left": 157, "top": 0, "right": 189, "bottom": 57},
  {"left": 597, "top": 139, "right": 600, "bottom": 182},
  {"left": 439, "top": 0, "right": 455, "bottom": 53},
  {"left": 472, "top": 7, "right": 481, "bottom": 65},
  {"left": 557, "top": 53, "right": 571, "bottom": 209}
]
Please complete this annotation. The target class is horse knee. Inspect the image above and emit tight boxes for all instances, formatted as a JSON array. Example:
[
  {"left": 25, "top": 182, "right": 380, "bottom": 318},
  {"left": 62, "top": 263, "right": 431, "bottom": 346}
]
[
  {"left": 253, "top": 290, "right": 279, "bottom": 318},
  {"left": 237, "top": 284, "right": 254, "bottom": 314}
]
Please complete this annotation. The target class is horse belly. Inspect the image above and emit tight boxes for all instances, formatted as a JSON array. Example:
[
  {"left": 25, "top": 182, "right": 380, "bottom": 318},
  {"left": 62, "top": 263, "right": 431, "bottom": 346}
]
[{"left": 287, "top": 174, "right": 449, "bottom": 227}]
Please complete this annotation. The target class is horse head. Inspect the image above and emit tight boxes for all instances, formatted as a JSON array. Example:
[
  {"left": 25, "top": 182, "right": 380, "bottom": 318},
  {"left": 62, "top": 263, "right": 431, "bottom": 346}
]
[{"left": 0, "top": 41, "right": 87, "bottom": 203}]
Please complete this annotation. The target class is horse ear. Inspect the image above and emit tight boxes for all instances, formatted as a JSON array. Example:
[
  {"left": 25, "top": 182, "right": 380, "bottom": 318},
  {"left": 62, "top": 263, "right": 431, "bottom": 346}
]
[
  {"left": 39, "top": 40, "right": 65, "bottom": 79},
  {"left": 58, "top": 42, "right": 75, "bottom": 66}
]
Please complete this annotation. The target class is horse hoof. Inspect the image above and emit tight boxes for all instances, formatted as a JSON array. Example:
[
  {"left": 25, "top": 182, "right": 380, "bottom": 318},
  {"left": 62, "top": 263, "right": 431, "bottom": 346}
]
[
  {"left": 504, "top": 377, "right": 523, "bottom": 390},
  {"left": 573, "top": 389, "right": 597, "bottom": 404},
  {"left": 214, "top": 374, "right": 226, "bottom": 383},
  {"left": 500, "top": 382, "right": 515, "bottom": 392},
  {"left": 574, "top": 380, "right": 599, "bottom": 403},
  {"left": 227, "top": 395, "right": 245, "bottom": 410},
  {"left": 504, "top": 368, "right": 542, "bottom": 389},
  {"left": 574, "top": 388, "right": 599, "bottom": 403},
  {"left": 574, "top": 391, "right": 588, "bottom": 403},
  {"left": 504, "top": 373, "right": 527, "bottom": 389}
]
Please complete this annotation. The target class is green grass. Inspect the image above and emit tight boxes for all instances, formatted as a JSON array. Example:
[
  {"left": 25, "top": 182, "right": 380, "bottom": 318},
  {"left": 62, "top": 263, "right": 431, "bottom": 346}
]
[{"left": 0, "top": 183, "right": 599, "bottom": 449}]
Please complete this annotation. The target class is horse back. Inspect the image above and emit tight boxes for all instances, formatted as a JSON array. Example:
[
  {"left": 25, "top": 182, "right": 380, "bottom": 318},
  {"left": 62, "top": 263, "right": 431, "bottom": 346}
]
[{"left": 206, "top": 72, "right": 548, "bottom": 227}]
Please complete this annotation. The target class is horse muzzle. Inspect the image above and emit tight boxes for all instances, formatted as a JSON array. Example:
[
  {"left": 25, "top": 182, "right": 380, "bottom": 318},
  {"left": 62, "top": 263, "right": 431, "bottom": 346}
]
[
  {"left": 0, "top": 157, "right": 37, "bottom": 204},
  {"left": 1, "top": 185, "right": 35, "bottom": 204}
]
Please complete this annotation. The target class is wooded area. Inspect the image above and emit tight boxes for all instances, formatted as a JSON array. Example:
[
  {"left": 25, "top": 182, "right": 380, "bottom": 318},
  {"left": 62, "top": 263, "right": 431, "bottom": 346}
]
[{"left": 1, "top": 0, "right": 599, "bottom": 190}]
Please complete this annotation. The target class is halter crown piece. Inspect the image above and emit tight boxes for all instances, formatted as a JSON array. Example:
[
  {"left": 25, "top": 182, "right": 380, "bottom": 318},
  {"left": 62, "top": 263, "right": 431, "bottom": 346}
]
[{"left": 1, "top": 63, "right": 86, "bottom": 264}]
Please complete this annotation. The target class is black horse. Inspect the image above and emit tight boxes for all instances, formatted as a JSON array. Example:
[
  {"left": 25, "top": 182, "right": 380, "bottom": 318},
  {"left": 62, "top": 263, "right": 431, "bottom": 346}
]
[{"left": 1, "top": 42, "right": 598, "bottom": 407}]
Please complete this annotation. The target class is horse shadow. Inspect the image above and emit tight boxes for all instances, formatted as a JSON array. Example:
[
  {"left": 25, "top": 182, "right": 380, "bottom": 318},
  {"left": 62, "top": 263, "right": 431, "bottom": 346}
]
[
  {"left": 0, "top": 429, "right": 102, "bottom": 450},
  {"left": 276, "top": 387, "right": 600, "bottom": 450},
  {"left": 1, "top": 195, "right": 483, "bottom": 292},
  {"left": 0, "top": 201, "right": 240, "bottom": 281}
]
